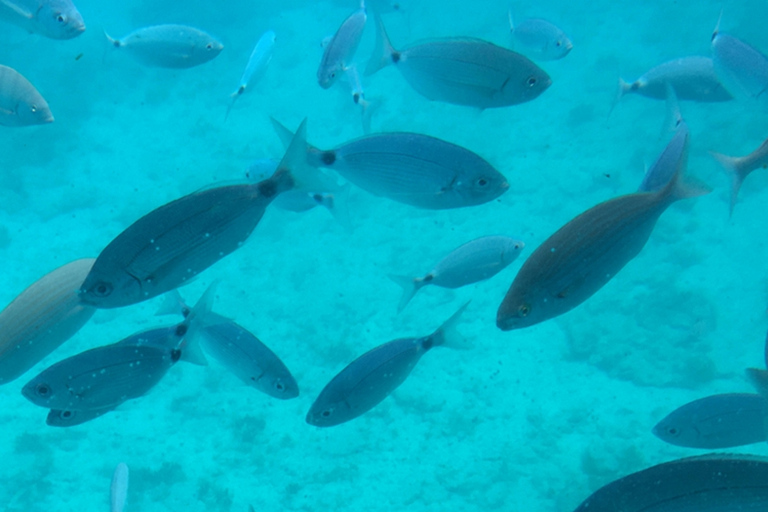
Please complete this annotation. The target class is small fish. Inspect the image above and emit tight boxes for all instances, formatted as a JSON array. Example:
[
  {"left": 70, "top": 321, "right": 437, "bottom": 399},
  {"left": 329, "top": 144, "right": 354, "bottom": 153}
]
[
  {"left": 271, "top": 118, "right": 509, "bottom": 209},
  {"left": 46, "top": 407, "right": 111, "bottom": 427},
  {"left": 611, "top": 56, "right": 732, "bottom": 114},
  {"left": 317, "top": 2, "right": 367, "bottom": 89},
  {"left": 711, "top": 20, "right": 768, "bottom": 106},
  {"left": 0, "top": 65, "right": 54, "bottom": 127},
  {"left": 365, "top": 13, "right": 550, "bottom": 108},
  {"left": 638, "top": 120, "right": 689, "bottom": 193},
  {"left": 572, "top": 454, "right": 768, "bottom": 512},
  {"left": 390, "top": 236, "right": 524, "bottom": 312},
  {"left": 496, "top": 131, "right": 708, "bottom": 331},
  {"left": 508, "top": 12, "right": 572, "bottom": 61},
  {"left": 653, "top": 393, "right": 768, "bottom": 449},
  {"left": 345, "top": 64, "right": 373, "bottom": 134},
  {"left": 79, "top": 120, "right": 313, "bottom": 309},
  {"left": 710, "top": 136, "right": 768, "bottom": 215},
  {"left": 110, "top": 462, "right": 129, "bottom": 512},
  {"left": 0, "top": 0, "right": 85, "bottom": 39},
  {"left": 225, "top": 30, "right": 276, "bottom": 120},
  {"left": 0, "top": 259, "right": 95, "bottom": 385},
  {"left": 105, "top": 25, "right": 223, "bottom": 69},
  {"left": 306, "top": 303, "right": 469, "bottom": 427}
]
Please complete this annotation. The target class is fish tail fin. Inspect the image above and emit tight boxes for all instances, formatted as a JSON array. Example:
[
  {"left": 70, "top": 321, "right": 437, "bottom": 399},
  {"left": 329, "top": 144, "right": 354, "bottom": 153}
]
[
  {"left": 326, "top": 183, "right": 354, "bottom": 232},
  {"left": 271, "top": 119, "right": 331, "bottom": 193},
  {"left": 431, "top": 301, "right": 472, "bottom": 349},
  {"left": 178, "top": 282, "right": 220, "bottom": 366},
  {"left": 155, "top": 290, "right": 188, "bottom": 317},
  {"left": 365, "top": 12, "right": 395, "bottom": 76},
  {"left": 224, "top": 94, "right": 238, "bottom": 122},
  {"left": 710, "top": 150, "right": 747, "bottom": 216},
  {"left": 608, "top": 78, "right": 631, "bottom": 118},
  {"left": 389, "top": 274, "right": 424, "bottom": 313},
  {"left": 746, "top": 368, "right": 768, "bottom": 398}
]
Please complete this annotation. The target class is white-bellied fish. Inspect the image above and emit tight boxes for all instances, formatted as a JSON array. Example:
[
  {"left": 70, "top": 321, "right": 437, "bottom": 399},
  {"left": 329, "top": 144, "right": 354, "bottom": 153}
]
[
  {"left": 110, "top": 462, "right": 129, "bottom": 512},
  {"left": 711, "top": 21, "right": 768, "bottom": 107},
  {"left": 226, "top": 30, "right": 275, "bottom": 120},
  {"left": 365, "top": 13, "right": 550, "bottom": 108},
  {"left": 653, "top": 393, "right": 768, "bottom": 449},
  {"left": 496, "top": 131, "right": 708, "bottom": 331},
  {"left": 317, "top": 2, "right": 367, "bottom": 89},
  {"left": 508, "top": 12, "right": 572, "bottom": 61},
  {"left": 638, "top": 120, "right": 689, "bottom": 192},
  {"left": 105, "top": 25, "right": 223, "bottom": 69},
  {"left": 390, "top": 236, "right": 524, "bottom": 312},
  {"left": 306, "top": 302, "right": 469, "bottom": 427},
  {"left": 79, "top": 120, "right": 313, "bottom": 309},
  {"left": 0, "top": 65, "right": 54, "bottom": 127},
  {"left": 0, "top": 258, "right": 95, "bottom": 385},
  {"left": 0, "top": 0, "right": 84, "bottom": 39},
  {"left": 710, "top": 136, "right": 768, "bottom": 215},
  {"left": 271, "top": 118, "right": 509, "bottom": 209}
]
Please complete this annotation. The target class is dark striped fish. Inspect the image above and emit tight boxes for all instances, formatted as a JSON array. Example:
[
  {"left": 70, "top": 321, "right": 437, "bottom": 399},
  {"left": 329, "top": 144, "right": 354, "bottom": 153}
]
[
  {"left": 79, "top": 120, "right": 310, "bottom": 309},
  {"left": 497, "top": 130, "right": 708, "bottom": 330},
  {"left": 365, "top": 13, "right": 550, "bottom": 108},
  {"left": 572, "top": 454, "right": 768, "bottom": 511}
]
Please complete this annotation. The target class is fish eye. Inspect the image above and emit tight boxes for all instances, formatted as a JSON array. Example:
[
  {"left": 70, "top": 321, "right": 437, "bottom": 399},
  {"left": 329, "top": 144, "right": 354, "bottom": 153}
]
[
  {"left": 30, "top": 105, "right": 37, "bottom": 113},
  {"left": 35, "top": 383, "right": 51, "bottom": 396},
  {"left": 56, "top": 13, "right": 67, "bottom": 23},
  {"left": 556, "top": 40, "right": 562, "bottom": 47},
  {"left": 666, "top": 427, "right": 679, "bottom": 436},
  {"left": 526, "top": 76, "right": 537, "bottom": 87},
  {"left": 518, "top": 304, "right": 530, "bottom": 317},
  {"left": 476, "top": 177, "right": 489, "bottom": 187},
  {"left": 274, "top": 381, "right": 285, "bottom": 392},
  {"left": 206, "top": 43, "right": 213, "bottom": 50},
  {"left": 60, "top": 410, "right": 73, "bottom": 419},
  {"left": 92, "top": 282, "right": 113, "bottom": 298},
  {"left": 321, "top": 409, "right": 332, "bottom": 418}
]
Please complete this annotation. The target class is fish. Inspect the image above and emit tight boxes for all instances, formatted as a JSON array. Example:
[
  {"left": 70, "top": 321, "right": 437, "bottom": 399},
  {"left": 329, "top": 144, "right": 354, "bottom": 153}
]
[
  {"left": 0, "top": 0, "right": 84, "bottom": 39},
  {"left": 390, "top": 235, "right": 524, "bottom": 312},
  {"left": 22, "top": 286, "right": 214, "bottom": 412},
  {"left": 365, "top": 12, "right": 551, "bottom": 108},
  {"left": 638, "top": 120, "right": 689, "bottom": 193},
  {"left": 711, "top": 22, "right": 768, "bottom": 106},
  {"left": 46, "top": 407, "right": 111, "bottom": 427},
  {"left": 79, "top": 120, "right": 312, "bottom": 309},
  {"left": 571, "top": 454, "right": 768, "bottom": 512},
  {"left": 317, "top": 2, "right": 367, "bottom": 89},
  {"left": 496, "top": 131, "right": 709, "bottom": 331},
  {"left": 508, "top": 12, "right": 572, "bottom": 61},
  {"left": 225, "top": 30, "right": 276, "bottom": 120},
  {"left": 652, "top": 393, "right": 768, "bottom": 449},
  {"left": 0, "top": 65, "right": 54, "bottom": 127},
  {"left": 110, "top": 462, "right": 129, "bottom": 512},
  {"left": 306, "top": 302, "right": 469, "bottom": 427},
  {"left": 157, "top": 290, "right": 299, "bottom": 400},
  {"left": 345, "top": 64, "right": 373, "bottom": 134},
  {"left": 611, "top": 56, "right": 732, "bottom": 114},
  {"left": 0, "top": 258, "right": 95, "bottom": 385},
  {"left": 105, "top": 25, "right": 223, "bottom": 69},
  {"left": 710, "top": 136, "right": 768, "bottom": 215},
  {"left": 270, "top": 118, "right": 509, "bottom": 209}
]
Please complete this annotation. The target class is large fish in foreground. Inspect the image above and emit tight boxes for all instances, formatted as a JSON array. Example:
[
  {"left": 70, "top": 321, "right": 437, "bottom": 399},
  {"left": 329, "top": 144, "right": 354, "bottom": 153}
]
[
  {"left": 0, "top": 0, "right": 84, "bottom": 39},
  {"left": 0, "top": 65, "right": 54, "bottom": 127},
  {"left": 79, "top": 120, "right": 313, "bottom": 309},
  {"left": 365, "top": 13, "right": 550, "bottom": 108},
  {"left": 572, "top": 454, "right": 768, "bottom": 511},
  {"left": 496, "top": 128, "right": 708, "bottom": 330},
  {"left": 271, "top": 118, "right": 509, "bottom": 209}
]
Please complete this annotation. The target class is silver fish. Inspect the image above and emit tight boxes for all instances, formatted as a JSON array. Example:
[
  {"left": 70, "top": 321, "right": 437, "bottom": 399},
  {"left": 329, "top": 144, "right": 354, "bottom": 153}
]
[
  {"left": 0, "top": 258, "right": 95, "bottom": 385},
  {"left": 572, "top": 455, "right": 768, "bottom": 512},
  {"left": 0, "top": 65, "right": 54, "bottom": 127},
  {"left": 390, "top": 236, "right": 524, "bottom": 312},
  {"left": 105, "top": 25, "right": 223, "bottom": 69},
  {"left": 508, "top": 13, "right": 572, "bottom": 61},
  {"left": 710, "top": 136, "right": 768, "bottom": 215},
  {"left": 306, "top": 303, "right": 468, "bottom": 427},
  {"left": 638, "top": 120, "right": 689, "bottom": 192},
  {"left": 317, "top": 2, "right": 367, "bottom": 89},
  {"left": 226, "top": 30, "right": 276, "bottom": 120},
  {"left": 711, "top": 25, "right": 768, "bottom": 106},
  {"left": 79, "top": 121, "right": 310, "bottom": 309},
  {"left": 496, "top": 131, "right": 708, "bottom": 331},
  {"left": 365, "top": 13, "right": 551, "bottom": 108},
  {"left": 110, "top": 462, "right": 129, "bottom": 512},
  {"left": 271, "top": 118, "right": 509, "bottom": 209},
  {"left": 0, "top": 0, "right": 84, "bottom": 39},
  {"left": 653, "top": 393, "right": 768, "bottom": 449}
]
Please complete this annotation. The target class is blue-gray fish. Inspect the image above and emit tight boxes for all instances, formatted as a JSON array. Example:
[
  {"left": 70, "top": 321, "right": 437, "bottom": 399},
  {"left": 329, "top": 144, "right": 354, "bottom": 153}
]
[
  {"left": 496, "top": 132, "right": 708, "bottom": 331},
  {"left": 0, "top": 65, "right": 54, "bottom": 127},
  {"left": 0, "top": 258, "right": 95, "bottom": 385},
  {"left": 653, "top": 393, "right": 768, "bottom": 449},
  {"left": 638, "top": 120, "right": 689, "bottom": 193},
  {"left": 365, "top": 13, "right": 550, "bottom": 108},
  {"left": 572, "top": 454, "right": 768, "bottom": 512},
  {"left": 317, "top": 2, "right": 367, "bottom": 89},
  {"left": 110, "top": 462, "right": 129, "bottom": 512},
  {"left": 226, "top": 30, "right": 276, "bottom": 120},
  {"left": 271, "top": 118, "right": 509, "bottom": 209},
  {"left": 79, "top": 120, "right": 311, "bottom": 309},
  {"left": 390, "top": 236, "right": 524, "bottom": 312},
  {"left": 306, "top": 302, "right": 468, "bottom": 427},
  {"left": 106, "top": 25, "right": 223, "bottom": 69},
  {"left": 46, "top": 407, "right": 111, "bottom": 427},
  {"left": 0, "top": 0, "right": 84, "bottom": 39},
  {"left": 509, "top": 13, "right": 572, "bottom": 61},
  {"left": 710, "top": 136, "right": 768, "bottom": 215},
  {"left": 711, "top": 26, "right": 768, "bottom": 107}
]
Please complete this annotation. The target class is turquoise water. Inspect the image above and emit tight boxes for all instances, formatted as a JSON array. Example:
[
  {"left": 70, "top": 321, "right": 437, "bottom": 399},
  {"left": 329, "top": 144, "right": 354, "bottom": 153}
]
[{"left": 1, "top": 0, "right": 768, "bottom": 510}]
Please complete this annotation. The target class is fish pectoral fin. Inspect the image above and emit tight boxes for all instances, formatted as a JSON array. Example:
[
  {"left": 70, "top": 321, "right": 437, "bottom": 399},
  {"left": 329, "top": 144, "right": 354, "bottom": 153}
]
[{"left": 0, "top": 0, "right": 34, "bottom": 19}]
